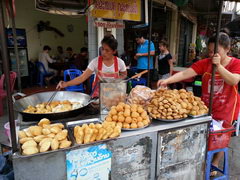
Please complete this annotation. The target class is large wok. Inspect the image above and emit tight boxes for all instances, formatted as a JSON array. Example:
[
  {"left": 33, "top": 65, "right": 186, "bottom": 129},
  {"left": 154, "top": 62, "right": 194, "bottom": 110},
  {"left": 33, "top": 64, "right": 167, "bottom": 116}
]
[{"left": 13, "top": 91, "right": 96, "bottom": 122}]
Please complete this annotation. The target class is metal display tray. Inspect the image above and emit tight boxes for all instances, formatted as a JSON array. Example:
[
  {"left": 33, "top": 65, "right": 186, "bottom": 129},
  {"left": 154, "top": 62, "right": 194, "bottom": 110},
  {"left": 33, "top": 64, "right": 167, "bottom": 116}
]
[
  {"left": 66, "top": 118, "right": 118, "bottom": 147},
  {"left": 189, "top": 114, "right": 208, "bottom": 118},
  {"left": 122, "top": 119, "right": 152, "bottom": 131},
  {"left": 153, "top": 117, "right": 188, "bottom": 123},
  {"left": 16, "top": 122, "right": 74, "bottom": 158}
]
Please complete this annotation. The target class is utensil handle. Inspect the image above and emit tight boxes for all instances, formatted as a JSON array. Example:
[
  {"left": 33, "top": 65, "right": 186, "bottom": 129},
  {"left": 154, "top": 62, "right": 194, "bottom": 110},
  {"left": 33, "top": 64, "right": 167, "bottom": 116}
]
[
  {"left": 130, "top": 70, "right": 148, "bottom": 80},
  {"left": 12, "top": 92, "right": 26, "bottom": 103}
]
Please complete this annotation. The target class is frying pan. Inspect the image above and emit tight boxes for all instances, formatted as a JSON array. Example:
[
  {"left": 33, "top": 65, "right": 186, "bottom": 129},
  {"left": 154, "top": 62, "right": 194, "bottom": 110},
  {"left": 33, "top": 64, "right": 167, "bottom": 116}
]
[{"left": 13, "top": 91, "right": 97, "bottom": 122}]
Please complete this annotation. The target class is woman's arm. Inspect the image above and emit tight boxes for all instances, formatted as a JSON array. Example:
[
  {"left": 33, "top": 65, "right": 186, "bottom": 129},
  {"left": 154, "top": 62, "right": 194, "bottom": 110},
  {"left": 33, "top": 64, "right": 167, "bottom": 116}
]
[
  {"left": 213, "top": 53, "right": 240, "bottom": 86},
  {"left": 119, "top": 71, "right": 127, "bottom": 79},
  {"left": 157, "top": 68, "right": 197, "bottom": 87},
  {"left": 57, "top": 68, "right": 93, "bottom": 89},
  {"left": 217, "top": 65, "right": 240, "bottom": 85}
]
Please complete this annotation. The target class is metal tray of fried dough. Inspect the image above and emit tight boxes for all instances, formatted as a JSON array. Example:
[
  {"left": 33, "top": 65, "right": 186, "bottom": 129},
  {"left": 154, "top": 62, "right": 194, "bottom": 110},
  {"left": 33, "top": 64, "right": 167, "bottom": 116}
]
[
  {"left": 17, "top": 122, "right": 74, "bottom": 158},
  {"left": 66, "top": 118, "right": 118, "bottom": 147}
]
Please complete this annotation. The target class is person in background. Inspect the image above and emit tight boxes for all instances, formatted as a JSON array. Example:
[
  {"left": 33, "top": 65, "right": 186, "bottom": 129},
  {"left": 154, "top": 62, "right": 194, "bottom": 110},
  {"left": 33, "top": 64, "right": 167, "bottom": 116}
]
[
  {"left": 74, "top": 47, "right": 89, "bottom": 71},
  {"left": 55, "top": 46, "right": 65, "bottom": 62},
  {"left": 38, "top": 45, "right": 57, "bottom": 81},
  {"left": 57, "top": 35, "right": 127, "bottom": 97},
  {"left": 157, "top": 33, "right": 240, "bottom": 176},
  {"left": 65, "top": 47, "right": 76, "bottom": 62},
  {"left": 156, "top": 40, "right": 173, "bottom": 80},
  {"left": 135, "top": 33, "right": 155, "bottom": 85}
]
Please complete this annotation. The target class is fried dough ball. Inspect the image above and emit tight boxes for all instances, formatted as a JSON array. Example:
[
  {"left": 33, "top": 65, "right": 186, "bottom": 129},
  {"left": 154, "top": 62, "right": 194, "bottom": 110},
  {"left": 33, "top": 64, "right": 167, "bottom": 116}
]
[
  {"left": 105, "top": 116, "right": 112, "bottom": 122},
  {"left": 125, "top": 117, "right": 132, "bottom": 124},
  {"left": 130, "top": 123, "right": 138, "bottom": 129},
  {"left": 137, "top": 122, "right": 144, "bottom": 128},
  {"left": 116, "top": 104, "right": 124, "bottom": 112},
  {"left": 118, "top": 115, "right": 125, "bottom": 122},
  {"left": 123, "top": 123, "right": 130, "bottom": 129},
  {"left": 112, "top": 115, "right": 118, "bottom": 121}
]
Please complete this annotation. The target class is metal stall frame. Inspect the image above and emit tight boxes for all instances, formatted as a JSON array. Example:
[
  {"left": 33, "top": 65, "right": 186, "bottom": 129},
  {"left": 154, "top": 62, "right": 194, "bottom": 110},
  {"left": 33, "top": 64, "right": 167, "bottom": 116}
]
[{"left": 0, "top": 0, "right": 239, "bottom": 159}]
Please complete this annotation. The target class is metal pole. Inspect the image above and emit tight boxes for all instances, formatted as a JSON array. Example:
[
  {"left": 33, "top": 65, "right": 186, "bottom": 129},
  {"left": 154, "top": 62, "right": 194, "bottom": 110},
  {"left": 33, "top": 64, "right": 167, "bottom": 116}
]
[
  {"left": 231, "top": 2, "right": 237, "bottom": 21},
  {"left": 147, "top": 0, "right": 153, "bottom": 87},
  {"left": 208, "top": 0, "right": 223, "bottom": 115},
  {"left": 0, "top": 0, "right": 17, "bottom": 152},
  {"left": 9, "top": 0, "right": 22, "bottom": 92}
]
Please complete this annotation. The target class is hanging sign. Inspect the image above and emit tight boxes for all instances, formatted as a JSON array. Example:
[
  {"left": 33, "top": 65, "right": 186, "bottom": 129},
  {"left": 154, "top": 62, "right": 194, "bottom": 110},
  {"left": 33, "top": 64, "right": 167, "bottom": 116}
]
[
  {"left": 91, "top": 0, "right": 141, "bottom": 21},
  {"left": 94, "top": 20, "right": 125, "bottom": 29},
  {"left": 66, "top": 144, "right": 112, "bottom": 180}
]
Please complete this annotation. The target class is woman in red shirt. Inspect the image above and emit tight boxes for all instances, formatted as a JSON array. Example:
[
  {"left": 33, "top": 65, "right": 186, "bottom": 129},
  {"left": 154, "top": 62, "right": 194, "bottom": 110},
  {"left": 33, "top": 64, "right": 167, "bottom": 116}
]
[{"left": 158, "top": 32, "right": 240, "bottom": 173}]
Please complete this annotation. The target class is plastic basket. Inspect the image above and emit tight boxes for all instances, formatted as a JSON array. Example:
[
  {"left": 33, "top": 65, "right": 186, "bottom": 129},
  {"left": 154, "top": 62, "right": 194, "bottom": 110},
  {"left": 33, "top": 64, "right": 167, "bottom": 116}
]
[{"left": 208, "top": 123, "right": 235, "bottom": 151}]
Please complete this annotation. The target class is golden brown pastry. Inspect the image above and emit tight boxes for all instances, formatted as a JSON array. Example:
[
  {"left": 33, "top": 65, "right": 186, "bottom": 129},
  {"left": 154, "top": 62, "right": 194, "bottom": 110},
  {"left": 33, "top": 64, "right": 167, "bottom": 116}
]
[
  {"left": 19, "top": 137, "right": 33, "bottom": 144},
  {"left": 40, "top": 141, "right": 51, "bottom": 152},
  {"left": 18, "top": 131, "right": 27, "bottom": 139},
  {"left": 50, "top": 126, "right": 62, "bottom": 134},
  {"left": 39, "top": 138, "right": 52, "bottom": 147},
  {"left": 51, "top": 139, "right": 59, "bottom": 150},
  {"left": 29, "top": 126, "right": 42, "bottom": 136},
  {"left": 59, "top": 140, "right": 71, "bottom": 149},
  {"left": 33, "top": 135, "right": 46, "bottom": 143},
  {"left": 38, "top": 118, "right": 51, "bottom": 127},
  {"left": 23, "top": 147, "right": 39, "bottom": 155},
  {"left": 42, "top": 128, "right": 51, "bottom": 135},
  {"left": 55, "top": 130, "right": 68, "bottom": 141},
  {"left": 22, "top": 140, "right": 37, "bottom": 149}
]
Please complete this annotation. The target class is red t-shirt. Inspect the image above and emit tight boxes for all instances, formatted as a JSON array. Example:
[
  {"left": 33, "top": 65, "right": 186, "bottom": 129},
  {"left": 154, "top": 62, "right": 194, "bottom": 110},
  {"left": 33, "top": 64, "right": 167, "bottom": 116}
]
[{"left": 191, "top": 57, "right": 240, "bottom": 124}]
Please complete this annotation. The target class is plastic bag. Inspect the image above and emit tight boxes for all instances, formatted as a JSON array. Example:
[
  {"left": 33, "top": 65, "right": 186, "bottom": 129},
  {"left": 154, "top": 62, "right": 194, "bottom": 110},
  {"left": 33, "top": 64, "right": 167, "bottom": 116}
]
[
  {"left": 127, "top": 85, "right": 155, "bottom": 108},
  {"left": 210, "top": 119, "right": 224, "bottom": 131}
]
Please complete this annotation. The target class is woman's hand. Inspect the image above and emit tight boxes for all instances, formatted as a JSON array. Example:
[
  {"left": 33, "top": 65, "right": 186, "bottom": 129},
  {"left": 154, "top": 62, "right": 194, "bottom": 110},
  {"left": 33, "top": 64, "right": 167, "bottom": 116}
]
[
  {"left": 212, "top": 53, "right": 221, "bottom": 67},
  {"left": 56, "top": 81, "right": 68, "bottom": 89},
  {"left": 157, "top": 79, "right": 169, "bottom": 87}
]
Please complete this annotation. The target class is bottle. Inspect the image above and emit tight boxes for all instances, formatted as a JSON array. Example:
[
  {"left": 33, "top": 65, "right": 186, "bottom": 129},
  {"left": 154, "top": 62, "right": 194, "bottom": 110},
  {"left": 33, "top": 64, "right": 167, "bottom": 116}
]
[{"left": 127, "top": 80, "right": 132, "bottom": 94}]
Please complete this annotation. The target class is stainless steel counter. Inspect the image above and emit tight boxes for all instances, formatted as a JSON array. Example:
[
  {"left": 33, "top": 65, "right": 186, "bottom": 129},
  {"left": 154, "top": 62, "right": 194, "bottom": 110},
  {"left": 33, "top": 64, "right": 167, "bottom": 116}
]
[
  {"left": 119, "top": 116, "right": 211, "bottom": 139},
  {"left": 13, "top": 116, "right": 211, "bottom": 180}
]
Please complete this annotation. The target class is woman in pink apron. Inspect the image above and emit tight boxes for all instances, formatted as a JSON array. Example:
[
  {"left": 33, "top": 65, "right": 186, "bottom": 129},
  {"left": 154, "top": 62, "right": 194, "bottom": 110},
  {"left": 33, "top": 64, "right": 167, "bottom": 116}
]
[
  {"left": 57, "top": 35, "right": 127, "bottom": 97},
  {"left": 157, "top": 32, "right": 240, "bottom": 175}
]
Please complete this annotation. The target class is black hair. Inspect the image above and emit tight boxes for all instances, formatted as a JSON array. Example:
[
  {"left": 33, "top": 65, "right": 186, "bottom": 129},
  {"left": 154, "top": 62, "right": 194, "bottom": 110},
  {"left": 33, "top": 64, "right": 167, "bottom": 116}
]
[
  {"left": 66, "top": 47, "right": 73, "bottom": 51},
  {"left": 57, "top": 46, "right": 63, "bottom": 49},
  {"left": 135, "top": 32, "right": 144, "bottom": 39},
  {"left": 101, "top": 35, "right": 118, "bottom": 51},
  {"left": 159, "top": 39, "right": 169, "bottom": 48},
  {"left": 208, "top": 32, "right": 231, "bottom": 49},
  {"left": 43, "top": 45, "right": 51, "bottom": 51},
  {"left": 80, "top": 47, "right": 88, "bottom": 53}
]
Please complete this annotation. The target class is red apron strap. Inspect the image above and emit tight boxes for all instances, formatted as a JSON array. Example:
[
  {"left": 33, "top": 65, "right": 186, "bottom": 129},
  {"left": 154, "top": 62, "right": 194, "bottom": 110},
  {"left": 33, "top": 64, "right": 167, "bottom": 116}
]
[
  {"left": 114, "top": 56, "right": 118, "bottom": 72},
  {"left": 92, "top": 56, "right": 103, "bottom": 96},
  {"left": 98, "top": 56, "right": 103, "bottom": 71}
]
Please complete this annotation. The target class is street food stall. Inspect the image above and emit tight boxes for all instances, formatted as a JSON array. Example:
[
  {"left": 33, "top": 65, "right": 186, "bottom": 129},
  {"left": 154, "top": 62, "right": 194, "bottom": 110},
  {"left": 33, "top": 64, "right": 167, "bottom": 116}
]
[
  {"left": 0, "top": 0, "right": 235, "bottom": 179},
  {"left": 7, "top": 78, "right": 210, "bottom": 179},
  {"left": 12, "top": 87, "right": 211, "bottom": 180}
]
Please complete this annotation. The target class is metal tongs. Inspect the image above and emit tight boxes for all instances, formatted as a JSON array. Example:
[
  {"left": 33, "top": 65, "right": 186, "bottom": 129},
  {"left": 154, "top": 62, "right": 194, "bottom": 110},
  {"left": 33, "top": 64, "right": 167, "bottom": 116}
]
[{"left": 46, "top": 90, "right": 59, "bottom": 106}]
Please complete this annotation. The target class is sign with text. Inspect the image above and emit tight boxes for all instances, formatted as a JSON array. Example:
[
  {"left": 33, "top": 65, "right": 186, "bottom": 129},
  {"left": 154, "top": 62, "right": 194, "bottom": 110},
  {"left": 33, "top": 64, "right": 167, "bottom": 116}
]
[
  {"left": 91, "top": 0, "right": 141, "bottom": 21},
  {"left": 94, "top": 21, "right": 125, "bottom": 29},
  {"left": 66, "top": 144, "right": 112, "bottom": 180}
]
